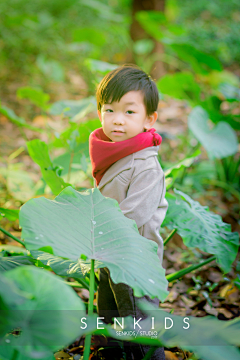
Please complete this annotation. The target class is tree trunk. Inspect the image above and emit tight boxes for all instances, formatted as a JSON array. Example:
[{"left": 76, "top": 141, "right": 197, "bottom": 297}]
[{"left": 130, "top": 0, "right": 166, "bottom": 80}]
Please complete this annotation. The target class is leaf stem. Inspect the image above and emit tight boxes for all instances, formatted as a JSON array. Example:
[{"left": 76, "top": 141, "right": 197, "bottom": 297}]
[
  {"left": 166, "top": 256, "right": 216, "bottom": 282},
  {"left": 163, "top": 229, "right": 177, "bottom": 246},
  {"left": 63, "top": 279, "right": 90, "bottom": 290},
  {"left": 83, "top": 259, "right": 95, "bottom": 360},
  {"left": 0, "top": 225, "right": 25, "bottom": 246}
]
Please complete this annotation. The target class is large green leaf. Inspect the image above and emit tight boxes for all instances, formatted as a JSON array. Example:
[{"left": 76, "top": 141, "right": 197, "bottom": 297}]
[
  {"left": 0, "top": 266, "right": 85, "bottom": 358},
  {"left": 84, "top": 59, "right": 118, "bottom": 74},
  {"left": 157, "top": 72, "right": 201, "bottom": 104},
  {"left": 36, "top": 55, "right": 65, "bottom": 82},
  {"left": 49, "top": 96, "right": 96, "bottom": 120},
  {"left": 20, "top": 187, "right": 168, "bottom": 301},
  {"left": 170, "top": 43, "right": 223, "bottom": 73},
  {"left": 188, "top": 106, "right": 238, "bottom": 159},
  {"left": 52, "top": 118, "right": 100, "bottom": 151},
  {"left": 27, "top": 139, "right": 71, "bottom": 195},
  {"left": 0, "top": 163, "right": 37, "bottom": 202},
  {"left": 0, "top": 273, "right": 31, "bottom": 337},
  {"left": 0, "top": 255, "right": 34, "bottom": 272},
  {"left": 199, "top": 98, "right": 240, "bottom": 130},
  {"left": 219, "top": 83, "right": 240, "bottom": 102},
  {"left": 0, "top": 345, "right": 54, "bottom": 360},
  {"left": 163, "top": 190, "right": 239, "bottom": 273},
  {"left": 17, "top": 87, "right": 50, "bottom": 111},
  {"left": 164, "top": 149, "right": 201, "bottom": 189},
  {"left": 30, "top": 250, "right": 84, "bottom": 279},
  {"left": 0, "top": 207, "right": 19, "bottom": 221},
  {"left": 0, "top": 104, "right": 42, "bottom": 132}
]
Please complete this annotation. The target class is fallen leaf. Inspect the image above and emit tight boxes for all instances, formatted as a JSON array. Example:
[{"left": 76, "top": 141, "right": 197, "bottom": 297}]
[
  {"left": 164, "top": 350, "right": 179, "bottom": 360},
  {"left": 203, "top": 303, "right": 218, "bottom": 316},
  {"left": 188, "top": 290, "right": 198, "bottom": 296},
  {"left": 54, "top": 350, "right": 71, "bottom": 359},
  {"left": 180, "top": 295, "right": 196, "bottom": 308},
  {"left": 220, "top": 283, "right": 236, "bottom": 298},
  {"left": 165, "top": 288, "right": 179, "bottom": 303},
  {"left": 216, "top": 307, "right": 233, "bottom": 318}
]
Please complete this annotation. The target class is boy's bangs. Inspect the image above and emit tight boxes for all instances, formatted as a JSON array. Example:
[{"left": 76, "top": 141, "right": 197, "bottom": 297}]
[
  {"left": 102, "top": 78, "right": 142, "bottom": 105},
  {"left": 97, "top": 65, "right": 159, "bottom": 114}
]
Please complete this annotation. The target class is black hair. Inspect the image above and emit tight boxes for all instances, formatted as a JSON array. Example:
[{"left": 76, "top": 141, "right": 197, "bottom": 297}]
[{"left": 96, "top": 65, "right": 159, "bottom": 116}]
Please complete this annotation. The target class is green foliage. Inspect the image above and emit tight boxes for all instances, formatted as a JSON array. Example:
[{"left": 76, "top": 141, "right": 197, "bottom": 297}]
[
  {"left": 157, "top": 72, "right": 201, "bottom": 104},
  {"left": 36, "top": 55, "right": 65, "bottom": 82},
  {"left": 17, "top": 87, "right": 50, "bottom": 110},
  {"left": 133, "top": 39, "right": 155, "bottom": 55},
  {"left": 164, "top": 149, "right": 201, "bottom": 189},
  {"left": 27, "top": 139, "right": 71, "bottom": 195},
  {"left": 0, "top": 254, "right": 35, "bottom": 272},
  {"left": 0, "top": 266, "right": 85, "bottom": 358},
  {"left": 49, "top": 97, "right": 96, "bottom": 120},
  {"left": 0, "top": 0, "right": 130, "bottom": 83},
  {"left": 163, "top": 189, "right": 239, "bottom": 273},
  {"left": 135, "top": 10, "right": 166, "bottom": 39},
  {"left": 0, "top": 163, "right": 37, "bottom": 202},
  {"left": 30, "top": 250, "right": 85, "bottom": 279},
  {"left": 0, "top": 104, "right": 42, "bottom": 132},
  {"left": 84, "top": 59, "right": 118, "bottom": 77},
  {"left": 175, "top": 0, "right": 240, "bottom": 65},
  {"left": 188, "top": 106, "right": 238, "bottom": 159},
  {"left": 19, "top": 186, "right": 169, "bottom": 300},
  {"left": 0, "top": 208, "right": 19, "bottom": 221},
  {"left": 169, "top": 43, "right": 222, "bottom": 73},
  {"left": 2, "top": 266, "right": 238, "bottom": 360},
  {"left": 219, "top": 83, "right": 240, "bottom": 102},
  {"left": 73, "top": 27, "right": 107, "bottom": 47}
]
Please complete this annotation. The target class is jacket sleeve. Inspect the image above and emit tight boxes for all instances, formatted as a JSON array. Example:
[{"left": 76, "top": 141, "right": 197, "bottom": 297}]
[{"left": 119, "top": 167, "right": 168, "bottom": 229}]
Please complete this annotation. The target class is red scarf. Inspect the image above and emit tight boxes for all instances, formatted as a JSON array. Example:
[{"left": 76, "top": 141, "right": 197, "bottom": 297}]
[{"left": 89, "top": 128, "right": 162, "bottom": 186}]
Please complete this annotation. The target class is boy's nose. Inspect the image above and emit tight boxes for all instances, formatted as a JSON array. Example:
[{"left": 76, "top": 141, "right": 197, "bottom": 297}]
[{"left": 113, "top": 113, "right": 125, "bottom": 125}]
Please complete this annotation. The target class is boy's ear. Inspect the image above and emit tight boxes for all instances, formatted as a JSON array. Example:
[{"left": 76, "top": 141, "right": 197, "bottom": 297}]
[
  {"left": 144, "top": 111, "right": 158, "bottom": 130},
  {"left": 97, "top": 110, "right": 102, "bottom": 123}
]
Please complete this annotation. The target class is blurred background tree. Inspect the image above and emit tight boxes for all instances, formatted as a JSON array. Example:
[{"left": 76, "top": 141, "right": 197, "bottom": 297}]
[{"left": 1, "top": 0, "right": 240, "bottom": 96}]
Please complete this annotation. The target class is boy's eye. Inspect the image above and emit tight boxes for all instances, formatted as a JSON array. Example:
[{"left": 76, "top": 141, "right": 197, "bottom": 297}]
[
  {"left": 126, "top": 110, "right": 134, "bottom": 114},
  {"left": 105, "top": 109, "right": 113, "bottom": 113}
]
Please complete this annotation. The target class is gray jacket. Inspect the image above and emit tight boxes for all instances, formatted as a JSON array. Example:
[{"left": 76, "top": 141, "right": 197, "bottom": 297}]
[{"left": 96, "top": 146, "right": 168, "bottom": 263}]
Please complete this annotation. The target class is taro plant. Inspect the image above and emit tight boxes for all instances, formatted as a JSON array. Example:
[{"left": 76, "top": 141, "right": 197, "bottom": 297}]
[
  {"left": 0, "top": 265, "right": 86, "bottom": 360},
  {"left": 18, "top": 186, "right": 169, "bottom": 359},
  {"left": 0, "top": 183, "right": 239, "bottom": 360},
  {"left": 1, "top": 267, "right": 240, "bottom": 360}
]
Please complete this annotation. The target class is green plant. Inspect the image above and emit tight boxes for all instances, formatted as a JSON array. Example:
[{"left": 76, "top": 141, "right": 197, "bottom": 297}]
[{"left": 0, "top": 183, "right": 239, "bottom": 359}]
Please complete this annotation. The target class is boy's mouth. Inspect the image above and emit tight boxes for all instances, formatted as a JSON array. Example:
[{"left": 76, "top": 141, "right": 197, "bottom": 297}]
[{"left": 112, "top": 130, "right": 125, "bottom": 135}]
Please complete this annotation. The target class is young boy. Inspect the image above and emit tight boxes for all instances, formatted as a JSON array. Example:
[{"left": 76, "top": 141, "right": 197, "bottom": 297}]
[{"left": 89, "top": 65, "right": 168, "bottom": 360}]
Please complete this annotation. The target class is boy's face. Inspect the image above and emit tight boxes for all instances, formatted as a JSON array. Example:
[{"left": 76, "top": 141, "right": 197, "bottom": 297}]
[{"left": 97, "top": 91, "right": 158, "bottom": 142}]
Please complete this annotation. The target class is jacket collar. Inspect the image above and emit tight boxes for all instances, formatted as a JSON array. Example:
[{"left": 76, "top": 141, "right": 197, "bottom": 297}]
[{"left": 98, "top": 146, "right": 159, "bottom": 189}]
